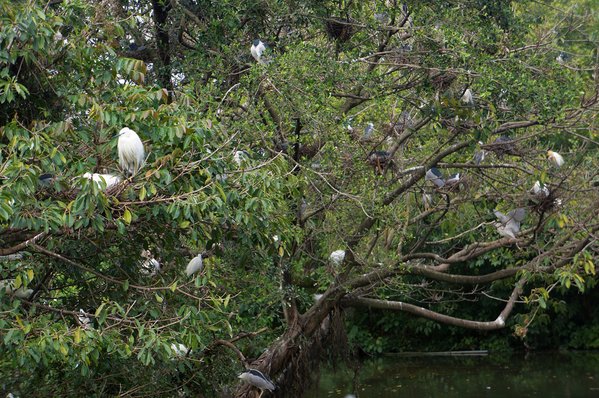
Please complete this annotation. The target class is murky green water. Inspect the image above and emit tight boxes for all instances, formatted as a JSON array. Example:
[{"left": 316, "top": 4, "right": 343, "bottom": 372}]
[{"left": 303, "top": 352, "right": 599, "bottom": 398}]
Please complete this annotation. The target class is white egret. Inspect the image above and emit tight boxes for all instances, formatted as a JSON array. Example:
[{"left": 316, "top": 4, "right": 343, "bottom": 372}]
[
  {"left": 547, "top": 150, "right": 564, "bottom": 167},
  {"left": 425, "top": 167, "right": 445, "bottom": 188},
  {"left": 494, "top": 208, "right": 526, "bottom": 239},
  {"left": 170, "top": 343, "right": 190, "bottom": 358},
  {"left": 461, "top": 88, "right": 474, "bottom": 105},
  {"left": 238, "top": 369, "right": 276, "bottom": 398},
  {"left": 117, "top": 127, "right": 145, "bottom": 176},
  {"left": 530, "top": 181, "right": 549, "bottom": 198},
  {"left": 185, "top": 254, "right": 203, "bottom": 276},
  {"left": 0, "top": 279, "right": 32, "bottom": 299},
  {"left": 82, "top": 173, "right": 121, "bottom": 190},
  {"left": 329, "top": 249, "right": 345, "bottom": 266},
  {"left": 250, "top": 39, "right": 267, "bottom": 64}
]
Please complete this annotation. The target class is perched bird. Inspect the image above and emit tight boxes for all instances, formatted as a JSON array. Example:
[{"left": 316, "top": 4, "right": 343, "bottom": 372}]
[
  {"left": 547, "top": 150, "right": 564, "bottom": 167},
  {"left": 329, "top": 249, "right": 346, "bottom": 266},
  {"left": 473, "top": 142, "right": 486, "bottom": 165},
  {"left": 140, "top": 250, "right": 161, "bottom": 276},
  {"left": 82, "top": 173, "right": 121, "bottom": 190},
  {"left": 38, "top": 173, "right": 55, "bottom": 186},
  {"left": 238, "top": 369, "right": 276, "bottom": 397},
  {"left": 445, "top": 173, "right": 460, "bottom": 186},
  {"left": 250, "top": 39, "right": 267, "bottom": 64},
  {"left": 530, "top": 181, "right": 550, "bottom": 198},
  {"left": 556, "top": 52, "right": 570, "bottom": 64},
  {"left": 422, "top": 192, "right": 433, "bottom": 210},
  {"left": 77, "top": 309, "right": 93, "bottom": 330},
  {"left": 461, "top": 88, "right": 474, "bottom": 105},
  {"left": 233, "top": 150, "right": 248, "bottom": 167},
  {"left": 494, "top": 208, "right": 526, "bottom": 239},
  {"left": 185, "top": 254, "right": 203, "bottom": 277},
  {"left": 0, "top": 279, "right": 32, "bottom": 299},
  {"left": 117, "top": 127, "right": 145, "bottom": 176},
  {"left": 425, "top": 167, "right": 445, "bottom": 188},
  {"left": 170, "top": 343, "right": 190, "bottom": 358},
  {"left": 362, "top": 122, "right": 374, "bottom": 140}
]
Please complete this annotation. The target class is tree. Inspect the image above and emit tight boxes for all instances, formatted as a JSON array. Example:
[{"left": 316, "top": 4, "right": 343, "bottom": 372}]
[{"left": 0, "top": 0, "right": 597, "bottom": 397}]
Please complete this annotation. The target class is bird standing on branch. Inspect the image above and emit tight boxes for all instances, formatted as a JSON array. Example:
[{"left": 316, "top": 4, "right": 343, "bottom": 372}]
[
  {"left": 117, "top": 127, "right": 145, "bottom": 176},
  {"left": 238, "top": 369, "right": 276, "bottom": 398}
]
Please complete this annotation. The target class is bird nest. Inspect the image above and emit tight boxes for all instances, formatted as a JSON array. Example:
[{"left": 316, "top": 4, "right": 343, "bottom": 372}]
[{"left": 325, "top": 17, "right": 356, "bottom": 42}]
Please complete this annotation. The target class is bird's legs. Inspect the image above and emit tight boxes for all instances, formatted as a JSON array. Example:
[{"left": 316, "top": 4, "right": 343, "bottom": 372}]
[{"left": 257, "top": 389, "right": 264, "bottom": 398}]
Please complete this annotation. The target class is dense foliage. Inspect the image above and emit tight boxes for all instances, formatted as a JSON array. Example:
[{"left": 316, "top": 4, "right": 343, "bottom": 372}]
[{"left": 0, "top": 0, "right": 597, "bottom": 397}]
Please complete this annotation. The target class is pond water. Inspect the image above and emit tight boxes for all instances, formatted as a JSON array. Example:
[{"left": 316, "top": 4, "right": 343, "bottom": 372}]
[{"left": 302, "top": 351, "right": 599, "bottom": 398}]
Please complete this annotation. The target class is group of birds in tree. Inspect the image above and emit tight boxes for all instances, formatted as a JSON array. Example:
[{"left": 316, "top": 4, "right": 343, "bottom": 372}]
[{"left": 423, "top": 142, "right": 565, "bottom": 239}]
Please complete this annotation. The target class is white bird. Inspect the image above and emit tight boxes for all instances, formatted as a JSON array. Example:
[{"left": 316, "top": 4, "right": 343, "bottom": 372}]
[
  {"left": 530, "top": 181, "right": 550, "bottom": 198},
  {"left": 329, "top": 249, "right": 345, "bottom": 266},
  {"left": 0, "top": 279, "right": 32, "bottom": 299},
  {"left": 170, "top": 343, "right": 190, "bottom": 358},
  {"left": 233, "top": 150, "right": 248, "bottom": 167},
  {"left": 185, "top": 254, "right": 203, "bottom": 276},
  {"left": 461, "top": 88, "right": 474, "bottom": 105},
  {"left": 250, "top": 39, "right": 267, "bottom": 64},
  {"left": 77, "top": 309, "right": 93, "bottom": 330},
  {"left": 0, "top": 253, "right": 23, "bottom": 261},
  {"left": 117, "top": 127, "right": 145, "bottom": 176},
  {"left": 238, "top": 369, "right": 276, "bottom": 397},
  {"left": 547, "top": 150, "right": 564, "bottom": 167},
  {"left": 82, "top": 173, "right": 121, "bottom": 190},
  {"left": 494, "top": 208, "right": 526, "bottom": 239}
]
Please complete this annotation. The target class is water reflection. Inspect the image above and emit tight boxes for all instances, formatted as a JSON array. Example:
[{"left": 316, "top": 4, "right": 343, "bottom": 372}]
[{"left": 303, "top": 352, "right": 599, "bottom": 398}]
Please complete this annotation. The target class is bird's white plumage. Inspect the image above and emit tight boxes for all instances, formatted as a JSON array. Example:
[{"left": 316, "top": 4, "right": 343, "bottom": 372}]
[
  {"left": 171, "top": 343, "right": 190, "bottom": 357},
  {"left": 461, "top": 88, "right": 474, "bottom": 104},
  {"left": 82, "top": 173, "right": 121, "bottom": 190},
  {"left": 531, "top": 181, "right": 549, "bottom": 197},
  {"left": 117, "top": 127, "right": 145, "bottom": 176},
  {"left": 250, "top": 40, "right": 267, "bottom": 64},
  {"left": 547, "top": 150, "right": 564, "bottom": 167},
  {"left": 329, "top": 249, "right": 345, "bottom": 266},
  {"left": 140, "top": 251, "right": 161, "bottom": 276},
  {"left": 185, "top": 254, "right": 203, "bottom": 276}
]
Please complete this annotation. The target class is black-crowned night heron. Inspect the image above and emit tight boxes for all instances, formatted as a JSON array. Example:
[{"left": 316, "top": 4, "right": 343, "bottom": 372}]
[
  {"left": 185, "top": 254, "right": 203, "bottom": 277},
  {"left": 494, "top": 208, "right": 526, "bottom": 239},
  {"left": 461, "top": 88, "right": 474, "bottom": 105},
  {"left": 547, "top": 150, "right": 564, "bottom": 167},
  {"left": 77, "top": 309, "right": 93, "bottom": 329},
  {"left": 39, "top": 173, "right": 55, "bottom": 186},
  {"left": 250, "top": 39, "right": 267, "bottom": 64},
  {"left": 117, "top": 127, "right": 145, "bottom": 176},
  {"left": 238, "top": 369, "right": 276, "bottom": 397},
  {"left": 233, "top": 150, "right": 248, "bottom": 167},
  {"left": 425, "top": 167, "right": 445, "bottom": 188},
  {"left": 445, "top": 173, "right": 460, "bottom": 187},
  {"left": 81, "top": 173, "right": 121, "bottom": 190},
  {"left": 140, "top": 250, "right": 161, "bottom": 276}
]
